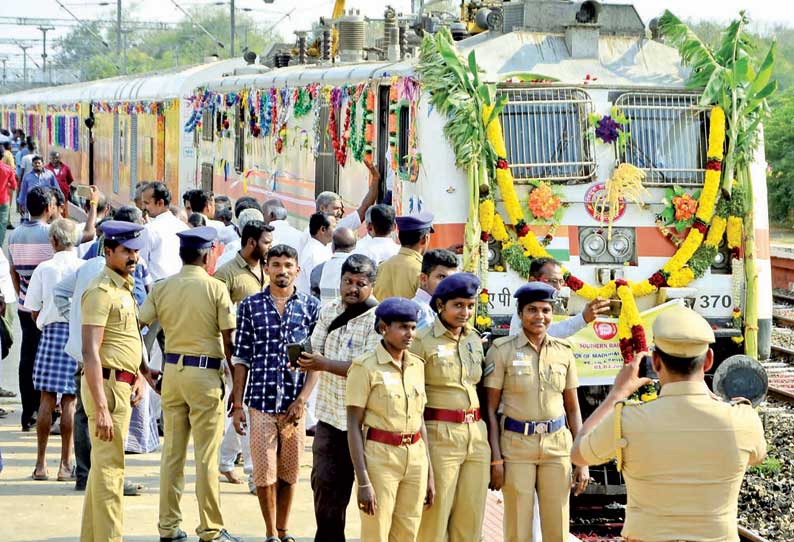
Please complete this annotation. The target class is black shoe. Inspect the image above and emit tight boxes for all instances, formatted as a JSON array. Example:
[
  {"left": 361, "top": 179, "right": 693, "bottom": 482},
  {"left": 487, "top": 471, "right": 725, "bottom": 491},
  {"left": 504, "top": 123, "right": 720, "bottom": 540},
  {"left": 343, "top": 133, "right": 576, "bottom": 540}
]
[
  {"left": 160, "top": 530, "right": 188, "bottom": 542},
  {"left": 6, "top": 223, "right": 13, "bottom": 230},
  {"left": 75, "top": 481, "right": 86, "bottom": 491}
]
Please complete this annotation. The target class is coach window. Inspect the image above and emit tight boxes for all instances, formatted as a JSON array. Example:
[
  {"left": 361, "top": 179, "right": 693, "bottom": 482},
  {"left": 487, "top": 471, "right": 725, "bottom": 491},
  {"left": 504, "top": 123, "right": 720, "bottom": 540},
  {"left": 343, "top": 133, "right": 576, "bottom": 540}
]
[
  {"left": 397, "top": 104, "right": 410, "bottom": 177},
  {"left": 202, "top": 107, "right": 214, "bottom": 142},
  {"left": 496, "top": 87, "right": 595, "bottom": 183},
  {"left": 234, "top": 102, "right": 245, "bottom": 172},
  {"left": 615, "top": 92, "right": 709, "bottom": 187}
]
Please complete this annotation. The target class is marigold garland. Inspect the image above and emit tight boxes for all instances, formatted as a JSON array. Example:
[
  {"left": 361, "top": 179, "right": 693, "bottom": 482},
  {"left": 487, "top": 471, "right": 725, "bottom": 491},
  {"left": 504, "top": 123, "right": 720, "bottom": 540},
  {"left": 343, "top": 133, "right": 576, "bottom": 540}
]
[{"left": 479, "top": 200, "right": 495, "bottom": 234}]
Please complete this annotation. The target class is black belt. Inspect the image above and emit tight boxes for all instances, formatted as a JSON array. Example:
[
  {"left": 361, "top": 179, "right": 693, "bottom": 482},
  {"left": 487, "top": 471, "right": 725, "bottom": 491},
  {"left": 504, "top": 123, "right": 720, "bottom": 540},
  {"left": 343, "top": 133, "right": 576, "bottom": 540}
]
[
  {"left": 503, "top": 415, "right": 566, "bottom": 436},
  {"left": 165, "top": 353, "right": 222, "bottom": 370}
]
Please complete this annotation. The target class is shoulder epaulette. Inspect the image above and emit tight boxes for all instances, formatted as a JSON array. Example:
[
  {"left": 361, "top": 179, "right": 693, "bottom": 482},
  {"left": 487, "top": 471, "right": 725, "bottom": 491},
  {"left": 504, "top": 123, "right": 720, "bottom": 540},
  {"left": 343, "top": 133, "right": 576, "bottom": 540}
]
[{"left": 491, "top": 335, "right": 515, "bottom": 348}]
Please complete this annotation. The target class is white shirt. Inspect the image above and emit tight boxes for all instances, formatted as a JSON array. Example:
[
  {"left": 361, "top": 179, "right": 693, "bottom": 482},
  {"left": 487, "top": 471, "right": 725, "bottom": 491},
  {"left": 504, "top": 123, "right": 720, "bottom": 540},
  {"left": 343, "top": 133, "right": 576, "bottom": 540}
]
[
  {"left": 24, "top": 250, "right": 85, "bottom": 329},
  {"left": 508, "top": 311, "right": 588, "bottom": 338},
  {"left": 300, "top": 211, "right": 363, "bottom": 252},
  {"left": 412, "top": 288, "right": 436, "bottom": 331},
  {"left": 318, "top": 252, "right": 350, "bottom": 305},
  {"left": 141, "top": 210, "right": 188, "bottom": 281},
  {"left": 205, "top": 216, "right": 226, "bottom": 234},
  {"left": 353, "top": 235, "right": 400, "bottom": 266},
  {"left": 20, "top": 153, "right": 35, "bottom": 177},
  {"left": 270, "top": 219, "right": 304, "bottom": 254},
  {"left": 0, "top": 249, "right": 16, "bottom": 302},
  {"left": 297, "top": 237, "right": 332, "bottom": 295},
  {"left": 216, "top": 238, "right": 241, "bottom": 269},
  {"left": 53, "top": 256, "right": 105, "bottom": 362}
]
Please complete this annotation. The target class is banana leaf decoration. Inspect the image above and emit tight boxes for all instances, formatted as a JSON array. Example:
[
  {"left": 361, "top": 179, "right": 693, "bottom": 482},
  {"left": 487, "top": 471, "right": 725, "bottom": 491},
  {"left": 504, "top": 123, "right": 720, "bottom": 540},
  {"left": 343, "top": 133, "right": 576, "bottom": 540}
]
[{"left": 659, "top": 10, "right": 778, "bottom": 359}]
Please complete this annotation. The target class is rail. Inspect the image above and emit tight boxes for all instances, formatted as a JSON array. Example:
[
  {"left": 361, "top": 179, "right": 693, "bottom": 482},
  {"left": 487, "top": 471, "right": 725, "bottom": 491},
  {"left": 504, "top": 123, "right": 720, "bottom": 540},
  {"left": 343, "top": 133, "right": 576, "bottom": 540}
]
[{"left": 739, "top": 525, "right": 772, "bottom": 542}]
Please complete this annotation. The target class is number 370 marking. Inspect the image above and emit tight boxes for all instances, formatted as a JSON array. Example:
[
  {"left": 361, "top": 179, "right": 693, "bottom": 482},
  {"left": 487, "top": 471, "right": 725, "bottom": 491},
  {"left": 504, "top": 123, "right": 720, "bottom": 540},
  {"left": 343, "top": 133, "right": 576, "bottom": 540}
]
[{"left": 698, "top": 294, "right": 732, "bottom": 310}]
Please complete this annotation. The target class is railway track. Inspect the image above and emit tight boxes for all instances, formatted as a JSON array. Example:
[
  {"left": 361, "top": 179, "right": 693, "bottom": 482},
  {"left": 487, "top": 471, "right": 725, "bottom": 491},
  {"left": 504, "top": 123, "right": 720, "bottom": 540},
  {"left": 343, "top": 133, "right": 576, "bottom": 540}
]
[{"left": 766, "top": 344, "right": 794, "bottom": 403}]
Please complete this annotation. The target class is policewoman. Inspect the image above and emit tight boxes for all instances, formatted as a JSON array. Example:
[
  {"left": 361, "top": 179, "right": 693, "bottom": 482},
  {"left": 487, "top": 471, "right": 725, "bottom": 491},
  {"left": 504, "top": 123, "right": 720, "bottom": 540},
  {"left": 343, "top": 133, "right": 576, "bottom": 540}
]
[
  {"left": 483, "top": 282, "right": 589, "bottom": 542},
  {"left": 80, "top": 221, "right": 148, "bottom": 542},
  {"left": 346, "top": 298, "right": 434, "bottom": 542},
  {"left": 139, "top": 227, "right": 239, "bottom": 542},
  {"left": 409, "top": 273, "right": 489, "bottom": 542}
]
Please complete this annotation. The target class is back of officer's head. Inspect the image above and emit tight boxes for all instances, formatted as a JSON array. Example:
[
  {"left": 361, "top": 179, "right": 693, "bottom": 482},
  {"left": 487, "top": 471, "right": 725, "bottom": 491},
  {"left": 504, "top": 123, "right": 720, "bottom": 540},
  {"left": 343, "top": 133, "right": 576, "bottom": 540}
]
[{"left": 652, "top": 305, "right": 715, "bottom": 376}]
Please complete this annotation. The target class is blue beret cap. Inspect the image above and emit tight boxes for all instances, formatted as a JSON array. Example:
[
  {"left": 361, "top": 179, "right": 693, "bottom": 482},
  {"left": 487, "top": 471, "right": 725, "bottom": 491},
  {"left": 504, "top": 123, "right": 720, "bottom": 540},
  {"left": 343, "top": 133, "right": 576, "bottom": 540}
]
[
  {"left": 99, "top": 220, "right": 145, "bottom": 250},
  {"left": 514, "top": 281, "right": 556, "bottom": 305},
  {"left": 374, "top": 297, "right": 421, "bottom": 330},
  {"left": 177, "top": 226, "right": 217, "bottom": 249},
  {"left": 395, "top": 212, "right": 435, "bottom": 233},
  {"left": 430, "top": 272, "right": 481, "bottom": 310}
]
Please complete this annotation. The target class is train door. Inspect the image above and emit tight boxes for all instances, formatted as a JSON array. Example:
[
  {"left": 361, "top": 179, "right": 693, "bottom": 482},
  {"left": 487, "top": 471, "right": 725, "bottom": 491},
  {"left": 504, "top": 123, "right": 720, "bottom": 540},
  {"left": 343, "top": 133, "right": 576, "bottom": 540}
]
[
  {"left": 130, "top": 113, "right": 138, "bottom": 199},
  {"left": 112, "top": 112, "right": 120, "bottom": 195}
]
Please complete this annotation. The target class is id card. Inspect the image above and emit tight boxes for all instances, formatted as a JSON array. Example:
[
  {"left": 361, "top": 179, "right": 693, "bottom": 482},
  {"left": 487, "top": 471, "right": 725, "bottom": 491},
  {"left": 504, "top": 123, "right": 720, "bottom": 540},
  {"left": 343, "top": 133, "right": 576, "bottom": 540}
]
[{"left": 382, "top": 372, "right": 401, "bottom": 387}]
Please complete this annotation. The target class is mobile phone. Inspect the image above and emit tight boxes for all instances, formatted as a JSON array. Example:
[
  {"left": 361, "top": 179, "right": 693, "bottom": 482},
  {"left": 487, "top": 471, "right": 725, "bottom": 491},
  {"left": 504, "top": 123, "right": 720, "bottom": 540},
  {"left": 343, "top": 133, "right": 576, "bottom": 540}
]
[
  {"left": 287, "top": 343, "right": 303, "bottom": 369},
  {"left": 637, "top": 353, "right": 658, "bottom": 380},
  {"left": 75, "top": 184, "right": 92, "bottom": 199}
]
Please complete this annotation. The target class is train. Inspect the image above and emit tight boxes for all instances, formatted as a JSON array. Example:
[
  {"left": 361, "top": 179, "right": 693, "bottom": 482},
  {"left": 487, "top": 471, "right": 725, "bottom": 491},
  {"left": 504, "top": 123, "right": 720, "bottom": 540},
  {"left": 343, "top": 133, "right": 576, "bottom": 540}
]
[{"left": 0, "top": 1, "right": 772, "bottom": 385}]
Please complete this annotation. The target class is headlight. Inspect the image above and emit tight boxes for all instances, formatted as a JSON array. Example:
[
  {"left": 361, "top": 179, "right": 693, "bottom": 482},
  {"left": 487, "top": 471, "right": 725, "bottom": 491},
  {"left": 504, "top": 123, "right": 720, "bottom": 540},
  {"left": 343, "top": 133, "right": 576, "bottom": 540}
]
[
  {"left": 582, "top": 232, "right": 606, "bottom": 258},
  {"left": 607, "top": 232, "right": 632, "bottom": 260}
]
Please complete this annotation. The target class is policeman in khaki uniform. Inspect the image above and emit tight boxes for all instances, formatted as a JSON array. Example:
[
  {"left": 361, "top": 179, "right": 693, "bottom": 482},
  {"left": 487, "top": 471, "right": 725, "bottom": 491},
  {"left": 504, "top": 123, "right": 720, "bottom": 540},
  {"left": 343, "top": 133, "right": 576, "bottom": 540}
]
[
  {"left": 139, "top": 227, "right": 240, "bottom": 542},
  {"left": 483, "top": 282, "right": 588, "bottom": 542},
  {"left": 409, "top": 273, "right": 490, "bottom": 542},
  {"left": 80, "top": 221, "right": 151, "bottom": 542},
  {"left": 373, "top": 212, "right": 434, "bottom": 301},
  {"left": 572, "top": 305, "right": 767, "bottom": 542},
  {"left": 347, "top": 298, "right": 434, "bottom": 542}
]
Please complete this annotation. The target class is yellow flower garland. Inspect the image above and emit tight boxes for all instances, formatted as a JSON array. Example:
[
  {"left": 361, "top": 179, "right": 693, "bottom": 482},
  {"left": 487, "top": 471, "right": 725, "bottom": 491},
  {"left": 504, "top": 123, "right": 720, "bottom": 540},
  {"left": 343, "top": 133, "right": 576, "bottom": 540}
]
[
  {"left": 479, "top": 200, "right": 495, "bottom": 234},
  {"left": 706, "top": 215, "right": 727, "bottom": 247},
  {"left": 727, "top": 216, "right": 742, "bottom": 250},
  {"left": 492, "top": 214, "right": 509, "bottom": 242}
]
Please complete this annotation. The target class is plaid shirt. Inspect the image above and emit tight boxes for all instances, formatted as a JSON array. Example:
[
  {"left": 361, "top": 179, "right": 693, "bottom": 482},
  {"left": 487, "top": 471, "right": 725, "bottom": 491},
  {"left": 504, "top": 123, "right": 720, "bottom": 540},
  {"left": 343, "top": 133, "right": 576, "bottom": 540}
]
[
  {"left": 233, "top": 286, "right": 320, "bottom": 414},
  {"left": 310, "top": 299, "right": 380, "bottom": 431}
]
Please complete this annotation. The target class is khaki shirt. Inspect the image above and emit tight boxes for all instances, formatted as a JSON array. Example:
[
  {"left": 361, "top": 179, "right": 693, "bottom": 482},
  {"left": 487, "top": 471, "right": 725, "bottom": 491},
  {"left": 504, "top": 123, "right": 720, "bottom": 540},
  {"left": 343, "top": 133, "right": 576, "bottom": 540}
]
[
  {"left": 410, "top": 317, "right": 483, "bottom": 410},
  {"left": 80, "top": 266, "right": 142, "bottom": 374},
  {"left": 373, "top": 247, "right": 422, "bottom": 301},
  {"left": 578, "top": 381, "right": 767, "bottom": 542},
  {"left": 139, "top": 264, "right": 236, "bottom": 359},
  {"left": 213, "top": 252, "right": 267, "bottom": 304},
  {"left": 483, "top": 333, "right": 578, "bottom": 421},
  {"left": 346, "top": 341, "right": 427, "bottom": 434}
]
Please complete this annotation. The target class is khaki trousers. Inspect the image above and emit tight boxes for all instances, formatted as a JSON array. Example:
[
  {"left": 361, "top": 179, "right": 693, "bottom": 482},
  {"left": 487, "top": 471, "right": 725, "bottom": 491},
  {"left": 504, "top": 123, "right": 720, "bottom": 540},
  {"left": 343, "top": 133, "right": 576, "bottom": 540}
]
[
  {"left": 418, "top": 419, "right": 490, "bottom": 542},
  {"left": 501, "top": 427, "right": 573, "bottom": 542},
  {"left": 80, "top": 374, "right": 132, "bottom": 542},
  {"left": 360, "top": 438, "right": 429, "bottom": 542},
  {"left": 158, "top": 362, "right": 225, "bottom": 541}
]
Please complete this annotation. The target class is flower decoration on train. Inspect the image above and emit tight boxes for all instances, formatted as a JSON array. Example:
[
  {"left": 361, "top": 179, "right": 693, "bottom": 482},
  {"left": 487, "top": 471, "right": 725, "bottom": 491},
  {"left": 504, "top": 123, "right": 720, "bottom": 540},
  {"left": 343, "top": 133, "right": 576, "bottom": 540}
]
[
  {"left": 526, "top": 181, "right": 563, "bottom": 221},
  {"left": 589, "top": 107, "right": 630, "bottom": 149},
  {"left": 659, "top": 185, "right": 702, "bottom": 234}
]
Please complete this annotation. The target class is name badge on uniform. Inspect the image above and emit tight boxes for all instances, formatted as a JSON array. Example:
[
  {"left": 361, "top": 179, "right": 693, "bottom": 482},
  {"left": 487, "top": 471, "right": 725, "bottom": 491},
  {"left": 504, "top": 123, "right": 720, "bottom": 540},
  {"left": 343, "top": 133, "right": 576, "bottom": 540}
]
[
  {"left": 436, "top": 344, "right": 455, "bottom": 358},
  {"left": 382, "top": 372, "right": 400, "bottom": 387},
  {"left": 512, "top": 352, "right": 531, "bottom": 367}
]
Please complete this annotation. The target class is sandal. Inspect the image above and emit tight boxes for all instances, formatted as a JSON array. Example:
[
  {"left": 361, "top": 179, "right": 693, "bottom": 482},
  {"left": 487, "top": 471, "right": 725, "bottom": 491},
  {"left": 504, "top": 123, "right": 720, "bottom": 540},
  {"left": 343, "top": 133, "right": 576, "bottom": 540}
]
[
  {"left": 32, "top": 469, "right": 49, "bottom": 481},
  {"left": 57, "top": 467, "right": 76, "bottom": 482},
  {"left": 265, "top": 537, "right": 280, "bottom": 542},
  {"left": 277, "top": 529, "right": 295, "bottom": 542}
]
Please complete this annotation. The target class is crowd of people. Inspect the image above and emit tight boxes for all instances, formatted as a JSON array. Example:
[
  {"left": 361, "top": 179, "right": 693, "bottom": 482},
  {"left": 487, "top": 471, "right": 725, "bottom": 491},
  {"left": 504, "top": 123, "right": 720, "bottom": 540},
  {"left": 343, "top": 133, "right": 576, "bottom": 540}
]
[{"left": 0, "top": 130, "right": 769, "bottom": 542}]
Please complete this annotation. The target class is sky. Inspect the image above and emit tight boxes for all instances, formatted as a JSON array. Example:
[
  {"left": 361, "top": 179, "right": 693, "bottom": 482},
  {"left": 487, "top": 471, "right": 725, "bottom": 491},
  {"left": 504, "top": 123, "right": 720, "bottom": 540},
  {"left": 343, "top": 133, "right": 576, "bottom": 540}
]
[{"left": 0, "top": 0, "right": 790, "bottom": 75}]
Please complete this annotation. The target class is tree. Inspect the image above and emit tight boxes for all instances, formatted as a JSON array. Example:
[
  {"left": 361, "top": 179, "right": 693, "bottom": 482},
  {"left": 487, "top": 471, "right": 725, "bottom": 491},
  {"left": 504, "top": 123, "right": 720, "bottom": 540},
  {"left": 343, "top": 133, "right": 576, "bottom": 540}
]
[{"left": 765, "top": 89, "right": 794, "bottom": 225}]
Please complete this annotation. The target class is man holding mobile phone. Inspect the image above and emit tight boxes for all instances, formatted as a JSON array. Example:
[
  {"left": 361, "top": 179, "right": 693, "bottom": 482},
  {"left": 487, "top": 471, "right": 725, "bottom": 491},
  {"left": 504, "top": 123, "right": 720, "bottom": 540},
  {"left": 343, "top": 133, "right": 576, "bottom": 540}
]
[
  {"left": 571, "top": 305, "right": 767, "bottom": 542},
  {"left": 231, "top": 244, "right": 320, "bottom": 542}
]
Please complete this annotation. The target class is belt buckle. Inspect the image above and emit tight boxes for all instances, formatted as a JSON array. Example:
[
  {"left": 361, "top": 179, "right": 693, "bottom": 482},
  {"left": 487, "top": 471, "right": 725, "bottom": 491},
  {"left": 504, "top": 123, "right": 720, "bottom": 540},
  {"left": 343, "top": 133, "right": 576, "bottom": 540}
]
[
  {"left": 463, "top": 411, "right": 475, "bottom": 423},
  {"left": 536, "top": 422, "right": 548, "bottom": 435},
  {"left": 198, "top": 355, "right": 209, "bottom": 369},
  {"left": 400, "top": 434, "right": 413, "bottom": 446}
]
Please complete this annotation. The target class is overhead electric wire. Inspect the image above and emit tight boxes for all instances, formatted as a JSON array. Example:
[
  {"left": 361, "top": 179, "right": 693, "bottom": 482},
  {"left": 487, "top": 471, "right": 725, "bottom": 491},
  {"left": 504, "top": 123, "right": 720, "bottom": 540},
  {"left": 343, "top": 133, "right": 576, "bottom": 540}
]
[
  {"left": 53, "top": 0, "right": 111, "bottom": 48},
  {"left": 168, "top": 0, "right": 226, "bottom": 49}
]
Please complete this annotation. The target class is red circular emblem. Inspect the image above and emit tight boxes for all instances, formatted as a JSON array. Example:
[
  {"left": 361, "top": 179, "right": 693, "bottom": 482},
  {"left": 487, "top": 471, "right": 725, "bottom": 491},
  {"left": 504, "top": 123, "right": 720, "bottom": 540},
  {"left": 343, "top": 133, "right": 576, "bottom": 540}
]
[
  {"left": 584, "top": 183, "right": 626, "bottom": 222},
  {"left": 594, "top": 322, "right": 618, "bottom": 340}
]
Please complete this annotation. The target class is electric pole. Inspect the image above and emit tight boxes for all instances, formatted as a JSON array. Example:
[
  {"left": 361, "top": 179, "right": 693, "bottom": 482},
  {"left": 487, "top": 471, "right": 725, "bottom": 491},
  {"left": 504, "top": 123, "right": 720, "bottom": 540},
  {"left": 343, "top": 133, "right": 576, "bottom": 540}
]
[
  {"left": 230, "top": 0, "right": 235, "bottom": 58},
  {"left": 117, "top": 0, "right": 126, "bottom": 74},
  {"left": 38, "top": 26, "right": 55, "bottom": 83},
  {"left": 19, "top": 44, "right": 31, "bottom": 84}
]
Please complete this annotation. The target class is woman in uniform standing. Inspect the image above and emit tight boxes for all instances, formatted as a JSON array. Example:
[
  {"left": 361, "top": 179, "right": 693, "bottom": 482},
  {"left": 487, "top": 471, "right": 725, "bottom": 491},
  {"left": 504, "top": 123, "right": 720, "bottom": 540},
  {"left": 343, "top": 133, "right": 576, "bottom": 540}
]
[
  {"left": 483, "top": 282, "right": 589, "bottom": 542},
  {"left": 409, "top": 272, "right": 490, "bottom": 542},
  {"left": 346, "top": 297, "right": 435, "bottom": 542}
]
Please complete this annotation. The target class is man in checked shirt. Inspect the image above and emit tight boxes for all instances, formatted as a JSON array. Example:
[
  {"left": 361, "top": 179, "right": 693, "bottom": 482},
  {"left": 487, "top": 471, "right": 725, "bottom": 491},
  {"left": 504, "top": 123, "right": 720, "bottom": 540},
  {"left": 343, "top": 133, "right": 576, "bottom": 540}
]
[
  {"left": 297, "top": 254, "right": 380, "bottom": 542},
  {"left": 231, "top": 244, "right": 320, "bottom": 542}
]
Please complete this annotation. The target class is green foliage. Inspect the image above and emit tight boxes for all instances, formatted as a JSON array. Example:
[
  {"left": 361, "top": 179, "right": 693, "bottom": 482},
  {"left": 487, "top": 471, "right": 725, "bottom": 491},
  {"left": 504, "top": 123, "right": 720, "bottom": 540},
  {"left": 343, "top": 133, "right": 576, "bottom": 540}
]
[
  {"left": 53, "top": 7, "right": 279, "bottom": 81},
  {"left": 748, "top": 456, "right": 782, "bottom": 476},
  {"left": 765, "top": 89, "right": 794, "bottom": 225}
]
